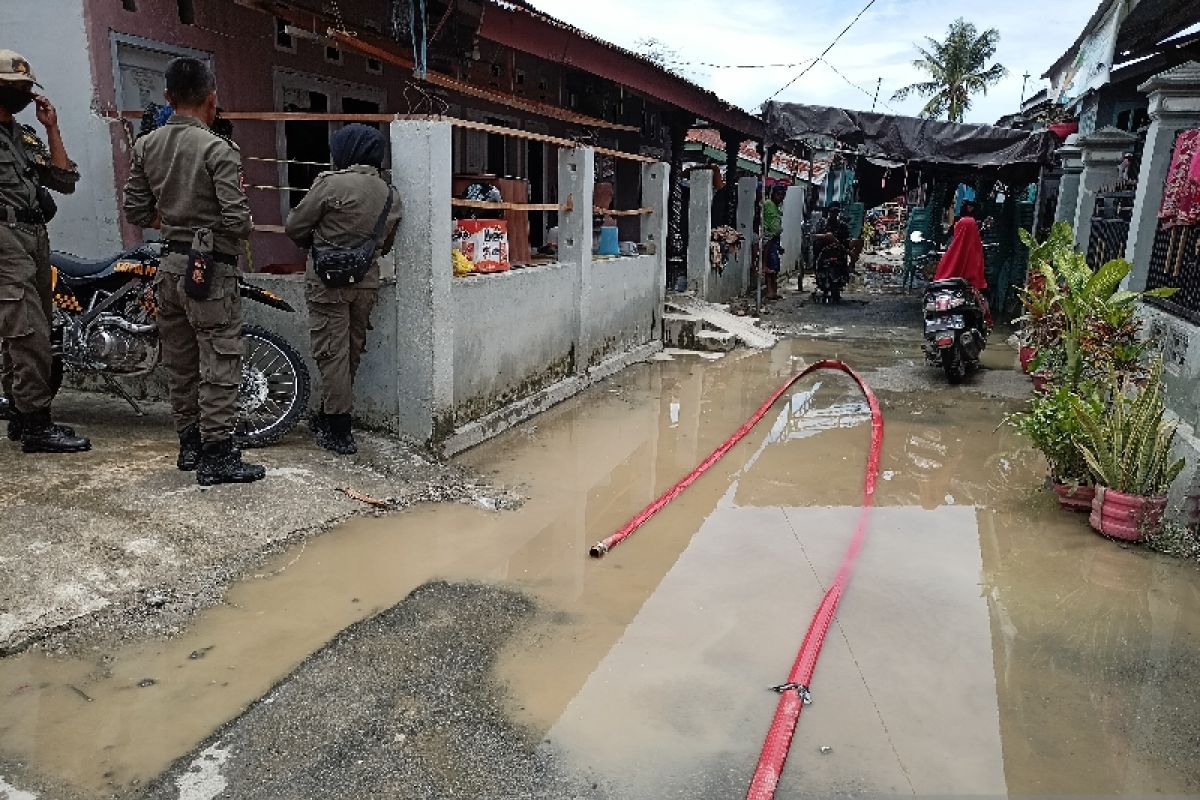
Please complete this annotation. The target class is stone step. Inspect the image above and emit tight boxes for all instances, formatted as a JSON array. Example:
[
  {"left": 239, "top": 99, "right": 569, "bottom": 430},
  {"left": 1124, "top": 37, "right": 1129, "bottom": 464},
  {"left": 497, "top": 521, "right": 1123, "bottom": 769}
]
[
  {"left": 662, "top": 312, "right": 703, "bottom": 349},
  {"left": 696, "top": 330, "right": 737, "bottom": 352}
]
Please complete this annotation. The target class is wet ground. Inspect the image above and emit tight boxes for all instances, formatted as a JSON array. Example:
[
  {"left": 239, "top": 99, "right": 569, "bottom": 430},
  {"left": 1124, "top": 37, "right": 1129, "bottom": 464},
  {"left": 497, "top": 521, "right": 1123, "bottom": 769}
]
[
  {"left": 2, "top": 329, "right": 1199, "bottom": 798},
  {"left": 0, "top": 392, "right": 499, "bottom": 656}
]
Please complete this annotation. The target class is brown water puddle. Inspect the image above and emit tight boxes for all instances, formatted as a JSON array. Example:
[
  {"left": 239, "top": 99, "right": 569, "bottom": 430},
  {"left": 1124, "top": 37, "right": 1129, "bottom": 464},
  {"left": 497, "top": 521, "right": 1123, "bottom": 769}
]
[{"left": 1, "top": 339, "right": 1199, "bottom": 798}]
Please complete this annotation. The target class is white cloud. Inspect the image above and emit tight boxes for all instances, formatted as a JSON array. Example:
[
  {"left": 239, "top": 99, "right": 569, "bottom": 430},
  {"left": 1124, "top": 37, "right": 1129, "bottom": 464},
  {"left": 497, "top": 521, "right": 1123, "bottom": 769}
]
[{"left": 528, "top": 0, "right": 1099, "bottom": 123}]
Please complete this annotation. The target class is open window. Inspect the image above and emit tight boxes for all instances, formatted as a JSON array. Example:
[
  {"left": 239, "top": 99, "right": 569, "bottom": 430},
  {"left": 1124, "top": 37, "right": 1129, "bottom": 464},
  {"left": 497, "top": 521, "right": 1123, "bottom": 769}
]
[{"left": 274, "top": 69, "right": 386, "bottom": 215}]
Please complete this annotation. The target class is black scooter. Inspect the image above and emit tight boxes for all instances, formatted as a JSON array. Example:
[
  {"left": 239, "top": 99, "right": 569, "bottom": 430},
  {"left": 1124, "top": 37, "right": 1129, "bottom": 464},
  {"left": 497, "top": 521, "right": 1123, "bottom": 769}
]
[{"left": 911, "top": 231, "right": 989, "bottom": 383}]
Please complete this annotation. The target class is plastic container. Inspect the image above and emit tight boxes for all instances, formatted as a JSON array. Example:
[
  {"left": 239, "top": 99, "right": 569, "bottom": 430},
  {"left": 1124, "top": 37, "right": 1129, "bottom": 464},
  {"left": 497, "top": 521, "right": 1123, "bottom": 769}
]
[{"left": 598, "top": 226, "right": 619, "bottom": 257}]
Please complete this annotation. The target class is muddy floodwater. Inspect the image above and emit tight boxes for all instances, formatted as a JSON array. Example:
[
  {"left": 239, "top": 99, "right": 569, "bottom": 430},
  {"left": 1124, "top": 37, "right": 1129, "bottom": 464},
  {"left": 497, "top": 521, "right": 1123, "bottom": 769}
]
[{"left": 2, "top": 338, "right": 1199, "bottom": 798}]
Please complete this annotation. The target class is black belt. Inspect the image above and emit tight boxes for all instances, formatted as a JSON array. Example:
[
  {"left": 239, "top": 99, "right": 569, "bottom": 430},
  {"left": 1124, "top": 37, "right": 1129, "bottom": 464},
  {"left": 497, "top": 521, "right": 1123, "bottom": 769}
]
[
  {"left": 0, "top": 206, "right": 46, "bottom": 225},
  {"left": 165, "top": 241, "right": 239, "bottom": 266}
]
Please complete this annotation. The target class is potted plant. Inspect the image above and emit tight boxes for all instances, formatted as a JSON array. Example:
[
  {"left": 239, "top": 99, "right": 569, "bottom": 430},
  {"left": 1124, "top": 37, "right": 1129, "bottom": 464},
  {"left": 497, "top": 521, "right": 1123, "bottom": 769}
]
[
  {"left": 1009, "top": 384, "right": 1101, "bottom": 511},
  {"left": 1071, "top": 357, "right": 1187, "bottom": 541}
]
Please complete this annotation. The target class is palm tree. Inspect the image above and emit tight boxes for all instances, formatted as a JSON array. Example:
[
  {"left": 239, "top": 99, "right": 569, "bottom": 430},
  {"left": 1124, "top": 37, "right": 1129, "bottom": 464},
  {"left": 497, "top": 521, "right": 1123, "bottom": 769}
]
[{"left": 891, "top": 18, "right": 1008, "bottom": 123}]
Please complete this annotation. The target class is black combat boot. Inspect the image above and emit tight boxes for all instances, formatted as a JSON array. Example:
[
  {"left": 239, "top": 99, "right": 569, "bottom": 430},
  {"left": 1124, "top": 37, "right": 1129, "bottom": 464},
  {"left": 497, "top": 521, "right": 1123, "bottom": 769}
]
[
  {"left": 196, "top": 438, "right": 266, "bottom": 486},
  {"left": 318, "top": 413, "right": 357, "bottom": 455},
  {"left": 20, "top": 410, "right": 91, "bottom": 454},
  {"left": 309, "top": 410, "right": 330, "bottom": 437},
  {"left": 9, "top": 415, "right": 76, "bottom": 442},
  {"left": 176, "top": 422, "right": 202, "bottom": 471}
]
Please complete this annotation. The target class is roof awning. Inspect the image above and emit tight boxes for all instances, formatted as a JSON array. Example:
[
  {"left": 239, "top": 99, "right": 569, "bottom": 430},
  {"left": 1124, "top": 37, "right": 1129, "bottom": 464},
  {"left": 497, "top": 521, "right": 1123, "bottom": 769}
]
[{"left": 762, "top": 102, "right": 1056, "bottom": 181}]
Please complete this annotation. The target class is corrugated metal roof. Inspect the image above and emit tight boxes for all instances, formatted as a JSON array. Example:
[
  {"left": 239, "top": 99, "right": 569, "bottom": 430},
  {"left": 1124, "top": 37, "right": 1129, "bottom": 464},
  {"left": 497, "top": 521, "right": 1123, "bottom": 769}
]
[{"left": 685, "top": 128, "right": 828, "bottom": 182}]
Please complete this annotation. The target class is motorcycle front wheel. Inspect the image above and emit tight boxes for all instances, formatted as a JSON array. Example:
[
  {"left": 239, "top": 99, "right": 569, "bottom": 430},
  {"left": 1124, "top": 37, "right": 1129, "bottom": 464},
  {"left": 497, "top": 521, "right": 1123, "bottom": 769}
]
[{"left": 237, "top": 324, "right": 310, "bottom": 447}]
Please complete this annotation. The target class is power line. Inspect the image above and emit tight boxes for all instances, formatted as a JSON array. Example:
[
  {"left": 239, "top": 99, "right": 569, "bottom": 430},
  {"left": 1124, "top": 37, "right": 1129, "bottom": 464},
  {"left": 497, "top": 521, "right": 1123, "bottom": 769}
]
[
  {"left": 820, "top": 58, "right": 898, "bottom": 113},
  {"left": 765, "top": 0, "right": 879, "bottom": 102},
  {"left": 685, "top": 58, "right": 819, "bottom": 70}
]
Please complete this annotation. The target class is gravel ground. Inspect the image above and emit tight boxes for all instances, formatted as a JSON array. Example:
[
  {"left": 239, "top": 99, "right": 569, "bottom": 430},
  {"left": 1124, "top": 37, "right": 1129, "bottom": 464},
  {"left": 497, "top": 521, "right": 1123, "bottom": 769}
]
[
  {"left": 139, "top": 581, "right": 609, "bottom": 800},
  {"left": 0, "top": 391, "right": 515, "bottom": 657}
]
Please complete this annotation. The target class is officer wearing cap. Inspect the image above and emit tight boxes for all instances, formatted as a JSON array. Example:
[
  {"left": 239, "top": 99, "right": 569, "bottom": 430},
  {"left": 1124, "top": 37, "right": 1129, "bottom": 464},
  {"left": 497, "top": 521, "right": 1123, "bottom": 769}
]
[
  {"left": 0, "top": 49, "right": 90, "bottom": 453},
  {"left": 123, "top": 57, "right": 264, "bottom": 485}
]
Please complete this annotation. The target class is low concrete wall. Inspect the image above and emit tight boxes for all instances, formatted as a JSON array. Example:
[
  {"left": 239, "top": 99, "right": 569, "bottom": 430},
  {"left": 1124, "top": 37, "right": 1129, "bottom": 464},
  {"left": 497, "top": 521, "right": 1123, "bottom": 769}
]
[
  {"left": 451, "top": 264, "right": 580, "bottom": 426},
  {"left": 1141, "top": 305, "right": 1200, "bottom": 431},
  {"left": 239, "top": 274, "right": 405, "bottom": 434},
  {"left": 685, "top": 171, "right": 754, "bottom": 304},
  {"left": 78, "top": 124, "right": 667, "bottom": 454},
  {"left": 583, "top": 255, "right": 660, "bottom": 368},
  {"left": 1139, "top": 304, "right": 1200, "bottom": 528}
]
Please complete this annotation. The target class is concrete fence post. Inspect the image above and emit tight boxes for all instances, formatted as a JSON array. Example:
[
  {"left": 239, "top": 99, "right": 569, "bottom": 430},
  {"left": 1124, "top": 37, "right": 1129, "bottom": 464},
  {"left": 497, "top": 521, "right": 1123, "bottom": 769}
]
[
  {"left": 389, "top": 120, "right": 454, "bottom": 443},
  {"left": 558, "top": 147, "right": 595, "bottom": 374},
  {"left": 736, "top": 176, "right": 757, "bottom": 295},
  {"left": 1054, "top": 136, "right": 1083, "bottom": 226},
  {"left": 642, "top": 160, "right": 670, "bottom": 316},
  {"left": 687, "top": 167, "right": 714, "bottom": 299},
  {"left": 1124, "top": 62, "right": 1200, "bottom": 290},
  {"left": 1072, "top": 127, "right": 1137, "bottom": 255}
]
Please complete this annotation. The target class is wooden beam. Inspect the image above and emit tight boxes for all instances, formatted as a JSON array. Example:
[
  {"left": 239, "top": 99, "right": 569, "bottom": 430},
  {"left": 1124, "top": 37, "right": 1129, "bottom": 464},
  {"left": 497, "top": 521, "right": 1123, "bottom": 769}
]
[
  {"left": 331, "top": 30, "right": 639, "bottom": 133},
  {"left": 596, "top": 207, "right": 654, "bottom": 217},
  {"left": 408, "top": 116, "right": 657, "bottom": 163},
  {"left": 452, "top": 198, "right": 564, "bottom": 212},
  {"left": 116, "top": 109, "right": 657, "bottom": 164}
]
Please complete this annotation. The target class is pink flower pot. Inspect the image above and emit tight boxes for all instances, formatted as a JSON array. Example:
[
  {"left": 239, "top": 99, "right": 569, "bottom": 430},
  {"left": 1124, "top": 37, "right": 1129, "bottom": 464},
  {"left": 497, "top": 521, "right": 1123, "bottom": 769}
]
[
  {"left": 1019, "top": 346, "right": 1037, "bottom": 374},
  {"left": 1089, "top": 486, "right": 1169, "bottom": 542},
  {"left": 1054, "top": 482, "right": 1095, "bottom": 513}
]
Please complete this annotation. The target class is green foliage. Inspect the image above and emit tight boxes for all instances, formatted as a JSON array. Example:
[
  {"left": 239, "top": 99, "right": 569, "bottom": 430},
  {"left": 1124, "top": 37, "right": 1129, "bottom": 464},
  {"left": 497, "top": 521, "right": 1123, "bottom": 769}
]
[
  {"left": 1070, "top": 357, "right": 1187, "bottom": 496},
  {"left": 1017, "top": 222, "right": 1178, "bottom": 388},
  {"left": 890, "top": 18, "right": 1007, "bottom": 122},
  {"left": 1008, "top": 383, "right": 1101, "bottom": 483}
]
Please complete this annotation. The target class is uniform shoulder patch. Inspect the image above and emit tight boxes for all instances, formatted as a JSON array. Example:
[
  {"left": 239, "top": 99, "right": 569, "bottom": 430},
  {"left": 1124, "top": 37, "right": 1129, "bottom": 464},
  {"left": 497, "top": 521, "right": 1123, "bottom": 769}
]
[{"left": 18, "top": 124, "right": 51, "bottom": 166}]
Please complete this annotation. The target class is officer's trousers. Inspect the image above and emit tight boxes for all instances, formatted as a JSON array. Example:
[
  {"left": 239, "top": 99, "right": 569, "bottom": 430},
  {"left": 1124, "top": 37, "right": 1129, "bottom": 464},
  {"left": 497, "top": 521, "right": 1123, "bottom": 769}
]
[
  {"left": 307, "top": 282, "right": 377, "bottom": 417},
  {"left": 154, "top": 258, "right": 243, "bottom": 442},
  {"left": 0, "top": 222, "right": 55, "bottom": 414}
]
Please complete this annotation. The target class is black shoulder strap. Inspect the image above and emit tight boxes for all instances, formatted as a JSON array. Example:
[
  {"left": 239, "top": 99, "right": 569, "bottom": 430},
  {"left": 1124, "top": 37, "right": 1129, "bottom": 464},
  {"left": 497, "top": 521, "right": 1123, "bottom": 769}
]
[{"left": 369, "top": 185, "right": 395, "bottom": 247}]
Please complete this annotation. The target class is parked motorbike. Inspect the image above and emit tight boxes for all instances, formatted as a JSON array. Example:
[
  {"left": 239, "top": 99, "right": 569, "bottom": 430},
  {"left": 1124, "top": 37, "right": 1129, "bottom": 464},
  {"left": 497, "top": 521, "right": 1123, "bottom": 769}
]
[
  {"left": 911, "top": 231, "right": 989, "bottom": 384},
  {"left": 812, "top": 232, "right": 851, "bottom": 303},
  {"left": 49, "top": 242, "right": 310, "bottom": 446}
]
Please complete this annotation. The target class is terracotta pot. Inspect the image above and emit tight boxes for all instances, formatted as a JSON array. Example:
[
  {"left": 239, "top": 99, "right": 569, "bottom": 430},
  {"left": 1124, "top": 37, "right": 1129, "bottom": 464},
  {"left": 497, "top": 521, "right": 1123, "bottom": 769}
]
[
  {"left": 1019, "top": 346, "right": 1037, "bottom": 374},
  {"left": 1089, "top": 486, "right": 1169, "bottom": 542},
  {"left": 1054, "top": 482, "right": 1096, "bottom": 512},
  {"left": 1031, "top": 374, "right": 1050, "bottom": 393}
]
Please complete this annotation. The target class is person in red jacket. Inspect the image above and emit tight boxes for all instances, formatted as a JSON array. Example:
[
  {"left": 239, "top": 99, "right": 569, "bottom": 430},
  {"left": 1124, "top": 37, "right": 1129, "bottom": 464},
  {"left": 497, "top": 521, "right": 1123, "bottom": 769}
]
[{"left": 933, "top": 212, "right": 991, "bottom": 325}]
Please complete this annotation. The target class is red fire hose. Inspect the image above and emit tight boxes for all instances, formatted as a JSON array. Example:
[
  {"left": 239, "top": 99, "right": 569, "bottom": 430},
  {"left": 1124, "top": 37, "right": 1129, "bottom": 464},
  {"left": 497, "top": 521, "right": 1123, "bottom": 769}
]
[{"left": 587, "top": 359, "right": 884, "bottom": 800}]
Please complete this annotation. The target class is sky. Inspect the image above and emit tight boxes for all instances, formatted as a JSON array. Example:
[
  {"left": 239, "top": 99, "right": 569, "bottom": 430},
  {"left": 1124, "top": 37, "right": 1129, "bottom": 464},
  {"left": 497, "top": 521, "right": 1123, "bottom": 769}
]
[{"left": 528, "top": 0, "right": 1102, "bottom": 124}]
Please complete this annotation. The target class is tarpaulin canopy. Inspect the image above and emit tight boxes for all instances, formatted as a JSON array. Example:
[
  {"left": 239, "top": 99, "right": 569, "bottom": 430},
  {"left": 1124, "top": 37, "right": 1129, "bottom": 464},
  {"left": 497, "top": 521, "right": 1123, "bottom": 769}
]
[{"left": 763, "top": 102, "right": 1057, "bottom": 181}]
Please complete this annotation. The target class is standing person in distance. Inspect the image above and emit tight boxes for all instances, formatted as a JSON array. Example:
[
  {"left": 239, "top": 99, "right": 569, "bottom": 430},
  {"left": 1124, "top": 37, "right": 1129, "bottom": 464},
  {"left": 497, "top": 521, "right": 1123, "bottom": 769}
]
[
  {"left": 123, "top": 57, "right": 265, "bottom": 485},
  {"left": 0, "top": 49, "right": 90, "bottom": 453},
  {"left": 285, "top": 124, "right": 400, "bottom": 455},
  {"left": 762, "top": 183, "right": 786, "bottom": 301}
]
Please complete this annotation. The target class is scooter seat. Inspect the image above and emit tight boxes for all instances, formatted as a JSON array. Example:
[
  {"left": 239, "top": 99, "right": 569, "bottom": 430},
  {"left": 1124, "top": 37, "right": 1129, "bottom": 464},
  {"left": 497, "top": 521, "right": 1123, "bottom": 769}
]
[
  {"left": 926, "top": 278, "right": 972, "bottom": 291},
  {"left": 52, "top": 252, "right": 118, "bottom": 278}
]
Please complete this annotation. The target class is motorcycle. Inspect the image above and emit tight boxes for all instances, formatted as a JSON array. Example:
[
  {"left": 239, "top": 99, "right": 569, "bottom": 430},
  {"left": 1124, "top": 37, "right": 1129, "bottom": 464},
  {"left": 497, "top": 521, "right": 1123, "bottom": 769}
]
[
  {"left": 812, "top": 232, "right": 850, "bottom": 303},
  {"left": 911, "top": 230, "right": 989, "bottom": 384},
  {"left": 49, "top": 241, "right": 310, "bottom": 446}
]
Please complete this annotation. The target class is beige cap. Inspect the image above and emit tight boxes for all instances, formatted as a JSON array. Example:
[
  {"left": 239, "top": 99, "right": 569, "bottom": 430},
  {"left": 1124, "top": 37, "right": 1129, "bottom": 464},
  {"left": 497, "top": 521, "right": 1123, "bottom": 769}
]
[{"left": 0, "top": 50, "right": 41, "bottom": 88}]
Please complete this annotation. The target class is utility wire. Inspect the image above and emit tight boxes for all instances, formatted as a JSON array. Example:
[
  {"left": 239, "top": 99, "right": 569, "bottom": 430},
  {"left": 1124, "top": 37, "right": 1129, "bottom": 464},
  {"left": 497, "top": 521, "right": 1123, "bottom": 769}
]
[
  {"left": 820, "top": 58, "right": 898, "bottom": 113},
  {"left": 766, "top": 0, "right": 879, "bottom": 102},
  {"left": 684, "top": 58, "right": 819, "bottom": 70}
]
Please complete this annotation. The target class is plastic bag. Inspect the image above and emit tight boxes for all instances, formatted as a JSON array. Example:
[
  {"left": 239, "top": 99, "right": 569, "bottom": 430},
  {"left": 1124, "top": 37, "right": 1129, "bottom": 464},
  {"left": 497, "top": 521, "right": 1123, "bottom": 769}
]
[{"left": 452, "top": 248, "right": 474, "bottom": 277}]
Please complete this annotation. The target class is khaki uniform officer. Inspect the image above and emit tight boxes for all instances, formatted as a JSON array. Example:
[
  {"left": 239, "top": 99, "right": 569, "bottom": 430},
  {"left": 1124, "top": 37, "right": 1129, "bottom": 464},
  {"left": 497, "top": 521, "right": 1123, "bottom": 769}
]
[
  {"left": 122, "top": 57, "right": 264, "bottom": 485},
  {"left": 0, "top": 49, "right": 90, "bottom": 453},
  {"left": 286, "top": 124, "right": 400, "bottom": 456}
]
